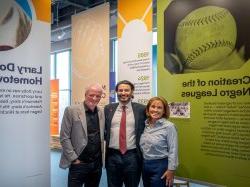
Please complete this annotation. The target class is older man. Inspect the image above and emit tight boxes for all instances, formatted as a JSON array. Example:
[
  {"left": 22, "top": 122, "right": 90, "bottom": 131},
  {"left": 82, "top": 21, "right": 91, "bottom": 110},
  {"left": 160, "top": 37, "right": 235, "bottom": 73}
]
[{"left": 60, "top": 83, "right": 104, "bottom": 187}]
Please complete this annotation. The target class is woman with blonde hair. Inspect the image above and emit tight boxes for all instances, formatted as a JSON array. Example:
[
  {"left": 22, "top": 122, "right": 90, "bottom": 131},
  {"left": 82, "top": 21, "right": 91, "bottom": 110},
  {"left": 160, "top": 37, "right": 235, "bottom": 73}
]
[{"left": 140, "top": 97, "right": 178, "bottom": 187}]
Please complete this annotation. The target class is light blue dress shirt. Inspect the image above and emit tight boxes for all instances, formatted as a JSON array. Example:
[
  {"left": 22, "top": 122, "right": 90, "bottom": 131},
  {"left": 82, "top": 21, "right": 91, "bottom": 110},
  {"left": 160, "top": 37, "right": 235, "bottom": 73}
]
[{"left": 140, "top": 118, "right": 179, "bottom": 170}]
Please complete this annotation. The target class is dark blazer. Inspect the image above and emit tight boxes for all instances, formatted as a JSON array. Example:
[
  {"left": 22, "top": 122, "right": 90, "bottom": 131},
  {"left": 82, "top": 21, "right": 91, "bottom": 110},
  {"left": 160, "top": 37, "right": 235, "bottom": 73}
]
[{"left": 104, "top": 102, "right": 146, "bottom": 160}]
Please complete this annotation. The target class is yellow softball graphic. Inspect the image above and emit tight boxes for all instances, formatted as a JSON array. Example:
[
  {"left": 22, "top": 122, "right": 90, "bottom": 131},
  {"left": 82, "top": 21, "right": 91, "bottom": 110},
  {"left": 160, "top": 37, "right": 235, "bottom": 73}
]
[{"left": 175, "top": 6, "right": 237, "bottom": 69}]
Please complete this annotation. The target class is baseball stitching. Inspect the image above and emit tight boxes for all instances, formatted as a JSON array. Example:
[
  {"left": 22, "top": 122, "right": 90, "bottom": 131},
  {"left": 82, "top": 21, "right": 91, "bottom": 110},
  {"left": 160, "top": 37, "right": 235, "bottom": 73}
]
[
  {"left": 184, "top": 40, "right": 235, "bottom": 66},
  {"left": 178, "top": 9, "right": 229, "bottom": 27}
]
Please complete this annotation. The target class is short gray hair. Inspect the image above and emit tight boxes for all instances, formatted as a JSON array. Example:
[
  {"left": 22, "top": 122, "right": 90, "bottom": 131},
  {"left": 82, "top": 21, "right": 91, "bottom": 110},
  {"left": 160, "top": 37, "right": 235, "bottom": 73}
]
[{"left": 85, "top": 83, "right": 104, "bottom": 94}]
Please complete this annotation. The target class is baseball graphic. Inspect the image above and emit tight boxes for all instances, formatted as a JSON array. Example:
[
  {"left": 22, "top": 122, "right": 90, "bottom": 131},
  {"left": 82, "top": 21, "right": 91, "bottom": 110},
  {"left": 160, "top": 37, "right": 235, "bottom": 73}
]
[
  {"left": 0, "top": 1, "right": 32, "bottom": 51},
  {"left": 175, "top": 6, "right": 237, "bottom": 70}
]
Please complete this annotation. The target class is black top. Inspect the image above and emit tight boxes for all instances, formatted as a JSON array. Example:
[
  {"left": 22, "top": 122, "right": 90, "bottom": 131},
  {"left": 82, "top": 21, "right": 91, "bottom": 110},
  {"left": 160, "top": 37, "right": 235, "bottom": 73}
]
[{"left": 78, "top": 103, "right": 101, "bottom": 163}]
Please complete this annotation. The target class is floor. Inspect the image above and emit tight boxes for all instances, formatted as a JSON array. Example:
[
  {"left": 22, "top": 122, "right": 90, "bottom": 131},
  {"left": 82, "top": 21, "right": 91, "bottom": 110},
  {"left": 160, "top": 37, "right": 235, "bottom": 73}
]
[
  {"left": 51, "top": 150, "right": 207, "bottom": 187},
  {"left": 51, "top": 150, "right": 108, "bottom": 187}
]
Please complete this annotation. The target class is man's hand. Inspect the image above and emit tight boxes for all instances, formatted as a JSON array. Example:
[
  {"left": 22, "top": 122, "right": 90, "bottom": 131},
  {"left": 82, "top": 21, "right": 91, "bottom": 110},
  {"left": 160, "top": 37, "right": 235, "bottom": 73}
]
[{"left": 72, "top": 159, "right": 81, "bottom": 164}]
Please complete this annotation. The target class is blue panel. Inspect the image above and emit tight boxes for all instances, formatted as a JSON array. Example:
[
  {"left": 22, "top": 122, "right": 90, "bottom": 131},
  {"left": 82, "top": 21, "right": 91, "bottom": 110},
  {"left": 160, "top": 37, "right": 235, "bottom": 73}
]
[{"left": 15, "top": 0, "right": 32, "bottom": 19}]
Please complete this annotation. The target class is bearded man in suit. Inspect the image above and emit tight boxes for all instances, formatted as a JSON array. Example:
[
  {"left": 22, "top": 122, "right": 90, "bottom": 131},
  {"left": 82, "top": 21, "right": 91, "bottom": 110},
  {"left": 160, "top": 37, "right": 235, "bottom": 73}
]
[{"left": 104, "top": 80, "right": 147, "bottom": 187}]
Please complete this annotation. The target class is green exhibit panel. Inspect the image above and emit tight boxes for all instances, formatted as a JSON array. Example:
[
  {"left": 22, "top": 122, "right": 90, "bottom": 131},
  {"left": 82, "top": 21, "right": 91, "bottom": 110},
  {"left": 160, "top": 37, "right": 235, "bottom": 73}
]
[{"left": 157, "top": 0, "right": 250, "bottom": 186}]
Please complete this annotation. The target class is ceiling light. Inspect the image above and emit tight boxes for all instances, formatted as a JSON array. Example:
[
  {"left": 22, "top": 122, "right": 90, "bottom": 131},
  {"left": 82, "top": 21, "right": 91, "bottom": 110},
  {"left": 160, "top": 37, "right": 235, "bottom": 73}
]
[{"left": 57, "top": 30, "right": 65, "bottom": 40}]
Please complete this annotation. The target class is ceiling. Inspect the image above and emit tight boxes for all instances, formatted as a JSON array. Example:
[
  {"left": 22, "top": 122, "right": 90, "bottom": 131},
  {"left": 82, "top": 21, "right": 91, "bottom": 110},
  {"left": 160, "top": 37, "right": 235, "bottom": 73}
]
[
  {"left": 51, "top": 0, "right": 117, "bottom": 43},
  {"left": 51, "top": 0, "right": 156, "bottom": 44},
  {"left": 51, "top": 0, "right": 117, "bottom": 26}
]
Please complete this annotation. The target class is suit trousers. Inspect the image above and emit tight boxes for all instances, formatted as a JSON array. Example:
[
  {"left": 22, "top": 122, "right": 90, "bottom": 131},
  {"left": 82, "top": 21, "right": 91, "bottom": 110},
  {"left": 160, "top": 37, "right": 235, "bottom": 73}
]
[
  {"left": 68, "top": 158, "right": 102, "bottom": 187},
  {"left": 106, "top": 148, "right": 141, "bottom": 187}
]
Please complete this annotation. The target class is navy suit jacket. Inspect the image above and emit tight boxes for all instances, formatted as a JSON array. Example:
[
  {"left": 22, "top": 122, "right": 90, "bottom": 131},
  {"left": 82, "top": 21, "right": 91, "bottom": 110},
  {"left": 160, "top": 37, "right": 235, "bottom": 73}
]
[{"left": 104, "top": 102, "right": 146, "bottom": 161}]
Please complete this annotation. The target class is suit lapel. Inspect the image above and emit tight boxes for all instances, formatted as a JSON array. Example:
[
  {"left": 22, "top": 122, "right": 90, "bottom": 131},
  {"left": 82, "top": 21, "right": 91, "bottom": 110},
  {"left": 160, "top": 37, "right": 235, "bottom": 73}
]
[
  {"left": 131, "top": 103, "right": 138, "bottom": 135},
  {"left": 109, "top": 104, "right": 118, "bottom": 122},
  {"left": 78, "top": 103, "right": 87, "bottom": 135},
  {"left": 97, "top": 106, "right": 104, "bottom": 141},
  {"left": 107, "top": 104, "right": 118, "bottom": 137}
]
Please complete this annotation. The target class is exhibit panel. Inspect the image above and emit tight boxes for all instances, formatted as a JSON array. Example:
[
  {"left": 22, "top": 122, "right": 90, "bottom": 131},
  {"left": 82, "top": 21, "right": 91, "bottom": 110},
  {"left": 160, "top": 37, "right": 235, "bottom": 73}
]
[
  {"left": 117, "top": 0, "right": 153, "bottom": 104},
  {"left": 157, "top": 0, "right": 250, "bottom": 186},
  {"left": 72, "top": 3, "right": 110, "bottom": 107},
  {"left": 0, "top": 1, "right": 51, "bottom": 186}
]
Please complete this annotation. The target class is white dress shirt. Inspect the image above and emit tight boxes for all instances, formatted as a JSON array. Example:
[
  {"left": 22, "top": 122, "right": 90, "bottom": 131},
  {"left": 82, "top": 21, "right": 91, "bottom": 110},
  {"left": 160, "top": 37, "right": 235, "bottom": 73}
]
[{"left": 109, "top": 101, "right": 136, "bottom": 150}]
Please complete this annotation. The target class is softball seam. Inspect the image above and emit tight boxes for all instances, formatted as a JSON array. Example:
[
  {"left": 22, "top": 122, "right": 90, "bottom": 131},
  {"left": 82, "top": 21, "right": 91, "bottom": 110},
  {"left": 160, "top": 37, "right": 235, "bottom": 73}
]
[
  {"left": 178, "top": 9, "right": 229, "bottom": 27},
  {"left": 185, "top": 40, "right": 234, "bottom": 65}
]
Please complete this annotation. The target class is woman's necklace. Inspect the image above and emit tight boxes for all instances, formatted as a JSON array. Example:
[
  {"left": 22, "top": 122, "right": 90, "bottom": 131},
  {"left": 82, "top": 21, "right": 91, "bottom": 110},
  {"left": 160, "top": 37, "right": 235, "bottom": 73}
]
[{"left": 148, "top": 120, "right": 155, "bottom": 128}]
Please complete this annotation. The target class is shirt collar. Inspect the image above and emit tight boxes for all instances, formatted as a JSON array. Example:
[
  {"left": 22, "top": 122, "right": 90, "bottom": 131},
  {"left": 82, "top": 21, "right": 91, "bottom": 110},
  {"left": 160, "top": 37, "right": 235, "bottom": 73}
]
[
  {"left": 145, "top": 118, "right": 165, "bottom": 127},
  {"left": 83, "top": 102, "right": 97, "bottom": 113},
  {"left": 118, "top": 101, "right": 132, "bottom": 110}
]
